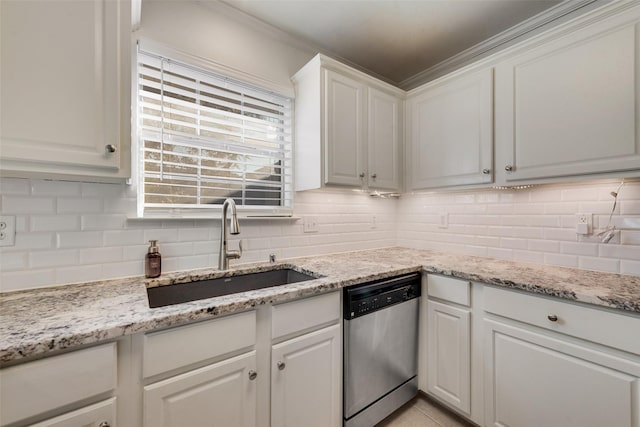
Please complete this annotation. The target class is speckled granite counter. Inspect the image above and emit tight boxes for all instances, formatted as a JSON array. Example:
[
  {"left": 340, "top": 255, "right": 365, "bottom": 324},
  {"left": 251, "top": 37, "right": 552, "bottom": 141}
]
[{"left": 1, "top": 247, "right": 639, "bottom": 365}]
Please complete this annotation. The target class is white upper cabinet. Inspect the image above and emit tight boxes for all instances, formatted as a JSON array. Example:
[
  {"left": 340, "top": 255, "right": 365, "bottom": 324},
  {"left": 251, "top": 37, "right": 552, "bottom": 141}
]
[
  {"left": 293, "top": 54, "right": 403, "bottom": 192},
  {"left": 406, "top": 67, "right": 494, "bottom": 190},
  {"left": 324, "top": 69, "right": 366, "bottom": 187},
  {"left": 495, "top": 5, "right": 640, "bottom": 183},
  {"left": 368, "top": 88, "right": 401, "bottom": 190},
  {"left": 0, "top": 0, "right": 131, "bottom": 182}
]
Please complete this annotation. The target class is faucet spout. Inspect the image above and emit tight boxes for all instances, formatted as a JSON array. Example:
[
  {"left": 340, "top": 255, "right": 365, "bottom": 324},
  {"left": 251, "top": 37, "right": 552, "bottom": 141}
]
[{"left": 219, "top": 198, "right": 242, "bottom": 270}]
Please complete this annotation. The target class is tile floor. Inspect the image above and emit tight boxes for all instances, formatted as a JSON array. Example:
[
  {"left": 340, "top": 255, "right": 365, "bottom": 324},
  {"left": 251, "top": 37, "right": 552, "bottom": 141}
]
[{"left": 377, "top": 394, "right": 475, "bottom": 427}]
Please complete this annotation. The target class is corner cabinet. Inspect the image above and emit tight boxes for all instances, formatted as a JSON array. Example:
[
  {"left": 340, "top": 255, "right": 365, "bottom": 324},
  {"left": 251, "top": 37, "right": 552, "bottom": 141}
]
[
  {"left": 406, "top": 67, "right": 494, "bottom": 190},
  {"left": 0, "top": 0, "right": 131, "bottom": 182},
  {"left": 495, "top": 4, "right": 640, "bottom": 183},
  {"left": 293, "top": 54, "right": 402, "bottom": 192},
  {"left": 483, "top": 286, "right": 640, "bottom": 427}
]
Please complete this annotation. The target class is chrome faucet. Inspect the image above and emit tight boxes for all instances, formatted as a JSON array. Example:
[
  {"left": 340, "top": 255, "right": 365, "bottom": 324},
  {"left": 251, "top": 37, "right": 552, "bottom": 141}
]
[{"left": 218, "top": 198, "right": 242, "bottom": 270}]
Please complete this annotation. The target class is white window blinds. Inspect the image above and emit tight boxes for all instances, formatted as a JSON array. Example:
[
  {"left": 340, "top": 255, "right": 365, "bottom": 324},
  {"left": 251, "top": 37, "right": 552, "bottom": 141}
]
[{"left": 137, "top": 49, "right": 293, "bottom": 215}]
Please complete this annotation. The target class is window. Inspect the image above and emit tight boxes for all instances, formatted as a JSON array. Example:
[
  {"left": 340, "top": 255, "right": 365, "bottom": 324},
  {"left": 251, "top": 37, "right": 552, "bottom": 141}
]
[{"left": 136, "top": 48, "right": 293, "bottom": 217}]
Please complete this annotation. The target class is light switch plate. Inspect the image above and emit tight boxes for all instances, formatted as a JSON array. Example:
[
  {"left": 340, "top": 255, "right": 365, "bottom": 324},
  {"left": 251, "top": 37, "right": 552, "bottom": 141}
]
[{"left": 303, "top": 216, "right": 319, "bottom": 233}]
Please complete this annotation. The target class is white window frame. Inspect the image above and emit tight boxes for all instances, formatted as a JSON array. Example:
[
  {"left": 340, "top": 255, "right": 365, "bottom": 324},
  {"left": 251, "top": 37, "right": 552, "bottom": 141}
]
[{"left": 132, "top": 41, "right": 295, "bottom": 218}]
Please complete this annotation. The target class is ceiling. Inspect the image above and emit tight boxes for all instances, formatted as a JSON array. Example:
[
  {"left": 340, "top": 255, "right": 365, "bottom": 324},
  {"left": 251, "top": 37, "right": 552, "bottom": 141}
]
[{"left": 220, "top": 0, "right": 563, "bottom": 87}]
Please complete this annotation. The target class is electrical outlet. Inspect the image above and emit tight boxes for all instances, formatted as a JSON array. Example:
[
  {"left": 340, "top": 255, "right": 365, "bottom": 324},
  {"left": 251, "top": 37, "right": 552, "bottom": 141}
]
[
  {"left": 575, "top": 213, "right": 592, "bottom": 235},
  {"left": 0, "top": 215, "right": 16, "bottom": 247},
  {"left": 303, "top": 216, "right": 319, "bottom": 233},
  {"left": 438, "top": 212, "right": 449, "bottom": 229}
]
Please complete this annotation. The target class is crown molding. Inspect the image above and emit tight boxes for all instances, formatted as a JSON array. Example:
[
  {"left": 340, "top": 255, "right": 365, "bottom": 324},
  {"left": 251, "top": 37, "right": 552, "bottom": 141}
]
[{"left": 398, "top": 0, "right": 606, "bottom": 90}]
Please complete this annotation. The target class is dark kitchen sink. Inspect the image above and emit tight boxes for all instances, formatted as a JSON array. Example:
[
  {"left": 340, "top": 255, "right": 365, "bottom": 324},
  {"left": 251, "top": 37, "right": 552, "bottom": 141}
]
[{"left": 147, "top": 268, "right": 319, "bottom": 308}]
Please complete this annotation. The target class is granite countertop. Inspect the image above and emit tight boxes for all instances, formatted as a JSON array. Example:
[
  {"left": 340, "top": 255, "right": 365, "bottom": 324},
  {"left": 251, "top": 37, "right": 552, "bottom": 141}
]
[{"left": 1, "top": 247, "right": 639, "bottom": 365}]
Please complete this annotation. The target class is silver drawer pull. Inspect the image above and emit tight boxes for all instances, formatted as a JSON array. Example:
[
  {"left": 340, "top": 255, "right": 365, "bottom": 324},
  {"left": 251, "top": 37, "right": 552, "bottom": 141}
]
[
  {"left": 277, "top": 361, "right": 286, "bottom": 371},
  {"left": 547, "top": 314, "right": 558, "bottom": 322},
  {"left": 482, "top": 168, "right": 491, "bottom": 175},
  {"left": 248, "top": 370, "right": 257, "bottom": 380},
  {"left": 105, "top": 144, "right": 117, "bottom": 153},
  {"left": 98, "top": 422, "right": 111, "bottom": 427},
  {"left": 505, "top": 164, "right": 513, "bottom": 172}
]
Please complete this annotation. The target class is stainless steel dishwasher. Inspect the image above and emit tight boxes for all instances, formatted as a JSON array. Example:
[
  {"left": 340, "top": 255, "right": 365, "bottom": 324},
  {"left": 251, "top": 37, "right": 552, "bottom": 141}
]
[{"left": 343, "top": 273, "right": 421, "bottom": 427}]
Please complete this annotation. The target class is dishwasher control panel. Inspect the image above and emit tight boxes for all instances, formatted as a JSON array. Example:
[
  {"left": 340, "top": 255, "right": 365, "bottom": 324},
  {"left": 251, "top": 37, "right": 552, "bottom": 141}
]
[{"left": 344, "top": 273, "right": 421, "bottom": 320}]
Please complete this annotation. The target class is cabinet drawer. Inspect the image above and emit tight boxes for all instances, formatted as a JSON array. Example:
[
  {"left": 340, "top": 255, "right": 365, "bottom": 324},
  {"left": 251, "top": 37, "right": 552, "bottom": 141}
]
[
  {"left": 29, "top": 397, "right": 116, "bottom": 427},
  {"left": 0, "top": 343, "right": 117, "bottom": 426},
  {"left": 427, "top": 275, "right": 470, "bottom": 306},
  {"left": 484, "top": 285, "right": 640, "bottom": 355},
  {"left": 144, "top": 310, "right": 256, "bottom": 378},
  {"left": 272, "top": 291, "right": 340, "bottom": 340}
]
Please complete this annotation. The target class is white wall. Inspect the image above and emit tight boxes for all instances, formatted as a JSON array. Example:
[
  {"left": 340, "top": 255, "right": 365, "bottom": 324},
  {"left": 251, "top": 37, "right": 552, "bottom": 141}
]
[
  {"left": 397, "top": 180, "right": 640, "bottom": 275},
  {"left": 136, "top": 0, "right": 317, "bottom": 91}
]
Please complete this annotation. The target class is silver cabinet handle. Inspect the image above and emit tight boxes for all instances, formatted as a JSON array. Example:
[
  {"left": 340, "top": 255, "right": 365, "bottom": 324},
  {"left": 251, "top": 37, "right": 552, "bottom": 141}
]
[
  {"left": 505, "top": 165, "right": 513, "bottom": 172},
  {"left": 277, "top": 361, "right": 286, "bottom": 371},
  {"left": 547, "top": 315, "right": 558, "bottom": 322},
  {"left": 98, "top": 422, "right": 110, "bottom": 427},
  {"left": 359, "top": 173, "right": 365, "bottom": 178},
  {"left": 248, "top": 370, "right": 257, "bottom": 380},
  {"left": 371, "top": 173, "right": 377, "bottom": 179},
  {"left": 105, "top": 144, "right": 117, "bottom": 153},
  {"left": 482, "top": 169, "right": 491, "bottom": 175}
]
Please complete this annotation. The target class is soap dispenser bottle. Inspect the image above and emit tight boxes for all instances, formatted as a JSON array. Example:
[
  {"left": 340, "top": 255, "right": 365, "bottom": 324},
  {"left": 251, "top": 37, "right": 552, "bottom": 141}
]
[{"left": 145, "top": 240, "right": 161, "bottom": 278}]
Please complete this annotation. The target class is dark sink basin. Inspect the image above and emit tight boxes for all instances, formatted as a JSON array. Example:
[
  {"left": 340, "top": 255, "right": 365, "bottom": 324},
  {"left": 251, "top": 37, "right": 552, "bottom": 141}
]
[{"left": 147, "top": 268, "right": 318, "bottom": 308}]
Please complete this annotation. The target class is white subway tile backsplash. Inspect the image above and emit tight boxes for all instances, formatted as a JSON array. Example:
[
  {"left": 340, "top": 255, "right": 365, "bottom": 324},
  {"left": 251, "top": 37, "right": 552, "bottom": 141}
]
[
  {"left": 2, "top": 196, "right": 55, "bottom": 214},
  {"left": 29, "top": 249, "right": 78, "bottom": 268},
  {"left": 621, "top": 260, "right": 640, "bottom": 275},
  {"left": 81, "top": 214, "right": 127, "bottom": 231},
  {"left": 57, "top": 197, "right": 103, "bottom": 213},
  {"left": 31, "top": 215, "right": 79, "bottom": 232},
  {"left": 104, "top": 229, "right": 145, "bottom": 246},
  {"left": 0, "top": 252, "right": 28, "bottom": 271},
  {"left": 57, "top": 231, "right": 103, "bottom": 249},
  {"left": 578, "top": 256, "right": 620, "bottom": 273},
  {"left": 544, "top": 253, "right": 578, "bottom": 268},
  {"left": 1, "top": 177, "right": 639, "bottom": 292},
  {"left": 31, "top": 180, "right": 81, "bottom": 196},
  {"left": 79, "top": 247, "right": 124, "bottom": 265},
  {"left": 1, "top": 269, "right": 56, "bottom": 292},
  {"left": 0, "top": 178, "right": 30, "bottom": 195},
  {"left": 560, "top": 242, "right": 598, "bottom": 256},
  {"left": 55, "top": 265, "right": 103, "bottom": 285}
]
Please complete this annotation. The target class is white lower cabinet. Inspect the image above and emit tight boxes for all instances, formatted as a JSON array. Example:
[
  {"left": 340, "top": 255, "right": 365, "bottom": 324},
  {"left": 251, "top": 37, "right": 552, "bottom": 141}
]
[
  {"left": 483, "top": 286, "right": 640, "bottom": 427},
  {"left": 140, "top": 292, "right": 341, "bottom": 427},
  {"left": 271, "top": 325, "right": 341, "bottom": 427},
  {"left": 270, "top": 291, "right": 342, "bottom": 427},
  {"left": 484, "top": 319, "right": 640, "bottom": 427},
  {"left": 0, "top": 342, "right": 117, "bottom": 427},
  {"left": 423, "top": 275, "right": 474, "bottom": 419},
  {"left": 30, "top": 398, "right": 117, "bottom": 427},
  {"left": 426, "top": 300, "right": 471, "bottom": 415},
  {"left": 144, "top": 352, "right": 257, "bottom": 427}
]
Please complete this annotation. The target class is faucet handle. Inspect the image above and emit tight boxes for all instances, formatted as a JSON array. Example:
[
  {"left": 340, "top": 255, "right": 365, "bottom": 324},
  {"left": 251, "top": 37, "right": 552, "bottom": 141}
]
[{"left": 227, "top": 240, "right": 243, "bottom": 260}]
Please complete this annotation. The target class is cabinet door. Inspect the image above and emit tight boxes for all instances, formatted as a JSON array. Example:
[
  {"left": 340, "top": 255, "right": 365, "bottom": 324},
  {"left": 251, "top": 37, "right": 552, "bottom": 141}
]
[
  {"left": 426, "top": 300, "right": 471, "bottom": 415},
  {"left": 407, "top": 68, "right": 493, "bottom": 190},
  {"left": 30, "top": 398, "right": 116, "bottom": 427},
  {"left": 271, "top": 324, "right": 341, "bottom": 427},
  {"left": 484, "top": 319, "right": 640, "bottom": 427},
  {"left": 495, "top": 11, "right": 640, "bottom": 182},
  {"left": 143, "top": 351, "right": 257, "bottom": 427},
  {"left": 324, "top": 69, "right": 365, "bottom": 187},
  {"left": 368, "top": 88, "right": 400, "bottom": 191},
  {"left": 0, "top": 0, "right": 130, "bottom": 180}
]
